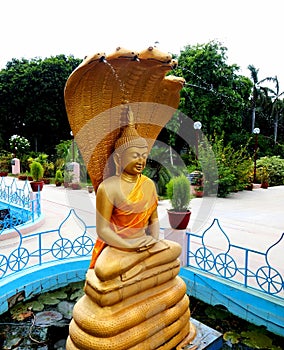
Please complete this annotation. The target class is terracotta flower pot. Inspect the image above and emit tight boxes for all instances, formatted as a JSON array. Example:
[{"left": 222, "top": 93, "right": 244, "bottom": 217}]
[
  {"left": 30, "top": 180, "right": 44, "bottom": 192},
  {"left": 87, "top": 186, "right": 94, "bottom": 193},
  {"left": 167, "top": 210, "right": 191, "bottom": 230},
  {"left": 261, "top": 181, "right": 269, "bottom": 189}
]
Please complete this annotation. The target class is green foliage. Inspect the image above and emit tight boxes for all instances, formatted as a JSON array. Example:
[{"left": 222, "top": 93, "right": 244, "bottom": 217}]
[
  {"left": 144, "top": 145, "right": 177, "bottom": 196},
  {"left": 199, "top": 133, "right": 253, "bottom": 197},
  {"left": 55, "top": 140, "right": 72, "bottom": 160},
  {"left": 30, "top": 161, "right": 44, "bottom": 181},
  {"left": 174, "top": 41, "right": 253, "bottom": 146},
  {"left": 30, "top": 153, "right": 54, "bottom": 177},
  {"left": 54, "top": 140, "right": 72, "bottom": 172},
  {"left": 256, "top": 156, "right": 284, "bottom": 186},
  {"left": 144, "top": 165, "right": 171, "bottom": 196},
  {"left": 0, "top": 55, "right": 82, "bottom": 153},
  {"left": 0, "top": 151, "right": 12, "bottom": 172},
  {"left": 55, "top": 169, "right": 63, "bottom": 182},
  {"left": 166, "top": 175, "right": 191, "bottom": 211}
]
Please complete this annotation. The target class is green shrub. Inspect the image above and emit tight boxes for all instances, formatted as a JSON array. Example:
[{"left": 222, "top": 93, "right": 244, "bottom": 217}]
[
  {"left": 166, "top": 175, "right": 191, "bottom": 211},
  {"left": 30, "top": 161, "right": 44, "bottom": 181},
  {"left": 256, "top": 156, "right": 284, "bottom": 186},
  {"left": 0, "top": 151, "right": 12, "bottom": 172},
  {"left": 199, "top": 133, "right": 253, "bottom": 197},
  {"left": 55, "top": 169, "right": 63, "bottom": 182}
]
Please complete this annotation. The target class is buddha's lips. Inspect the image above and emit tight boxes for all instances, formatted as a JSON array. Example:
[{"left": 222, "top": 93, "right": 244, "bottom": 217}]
[{"left": 135, "top": 165, "right": 143, "bottom": 171}]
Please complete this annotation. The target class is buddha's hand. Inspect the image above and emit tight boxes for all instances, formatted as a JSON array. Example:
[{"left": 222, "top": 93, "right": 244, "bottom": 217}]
[{"left": 127, "top": 235, "right": 158, "bottom": 251}]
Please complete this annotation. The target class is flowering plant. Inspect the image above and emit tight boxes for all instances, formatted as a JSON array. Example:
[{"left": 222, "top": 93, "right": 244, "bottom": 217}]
[{"left": 9, "top": 135, "right": 30, "bottom": 157}]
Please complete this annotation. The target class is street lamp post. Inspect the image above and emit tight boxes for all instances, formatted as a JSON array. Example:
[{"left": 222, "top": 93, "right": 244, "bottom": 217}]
[
  {"left": 70, "top": 131, "right": 74, "bottom": 162},
  {"left": 253, "top": 127, "right": 260, "bottom": 183},
  {"left": 193, "top": 121, "right": 202, "bottom": 160}
]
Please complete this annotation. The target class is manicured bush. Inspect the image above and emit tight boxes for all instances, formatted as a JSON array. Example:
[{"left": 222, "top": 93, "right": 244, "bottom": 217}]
[
  {"left": 30, "top": 161, "right": 44, "bottom": 181},
  {"left": 256, "top": 156, "right": 284, "bottom": 186},
  {"left": 166, "top": 175, "right": 191, "bottom": 211}
]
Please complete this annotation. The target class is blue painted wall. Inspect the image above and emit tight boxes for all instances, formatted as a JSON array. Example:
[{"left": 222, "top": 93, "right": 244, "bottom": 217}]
[
  {"left": 180, "top": 266, "right": 284, "bottom": 337},
  {"left": 0, "top": 258, "right": 89, "bottom": 314}
]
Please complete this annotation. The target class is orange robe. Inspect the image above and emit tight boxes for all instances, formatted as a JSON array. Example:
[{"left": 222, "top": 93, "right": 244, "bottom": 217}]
[{"left": 89, "top": 174, "right": 158, "bottom": 268}]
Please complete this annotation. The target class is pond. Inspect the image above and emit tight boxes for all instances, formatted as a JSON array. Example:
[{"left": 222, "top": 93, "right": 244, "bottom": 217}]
[{"left": 0, "top": 282, "right": 283, "bottom": 350}]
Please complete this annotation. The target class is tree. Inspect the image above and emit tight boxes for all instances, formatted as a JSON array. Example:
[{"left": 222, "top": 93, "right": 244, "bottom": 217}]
[
  {"left": 0, "top": 55, "right": 82, "bottom": 153},
  {"left": 261, "top": 76, "right": 284, "bottom": 144},
  {"left": 173, "top": 41, "right": 252, "bottom": 147},
  {"left": 247, "top": 64, "right": 267, "bottom": 132}
]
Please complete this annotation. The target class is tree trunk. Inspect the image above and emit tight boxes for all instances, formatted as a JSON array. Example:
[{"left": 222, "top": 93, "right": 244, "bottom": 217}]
[
  {"left": 274, "top": 111, "right": 279, "bottom": 144},
  {"left": 251, "top": 107, "right": 256, "bottom": 133}
]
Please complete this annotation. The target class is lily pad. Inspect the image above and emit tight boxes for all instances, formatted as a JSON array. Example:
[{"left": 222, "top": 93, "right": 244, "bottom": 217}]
[
  {"left": 70, "top": 289, "right": 84, "bottom": 301},
  {"left": 35, "top": 310, "right": 63, "bottom": 325},
  {"left": 57, "top": 301, "right": 74, "bottom": 319},
  {"left": 241, "top": 330, "right": 273, "bottom": 349},
  {"left": 49, "top": 290, "right": 68, "bottom": 300},
  {"left": 223, "top": 331, "right": 240, "bottom": 344},
  {"left": 38, "top": 292, "right": 61, "bottom": 305},
  {"left": 25, "top": 300, "right": 45, "bottom": 312},
  {"left": 67, "top": 281, "right": 85, "bottom": 293}
]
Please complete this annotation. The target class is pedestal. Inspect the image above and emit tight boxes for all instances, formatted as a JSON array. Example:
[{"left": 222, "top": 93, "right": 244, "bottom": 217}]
[
  {"left": 11, "top": 158, "right": 20, "bottom": 175},
  {"left": 70, "top": 162, "right": 80, "bottom": 183}
]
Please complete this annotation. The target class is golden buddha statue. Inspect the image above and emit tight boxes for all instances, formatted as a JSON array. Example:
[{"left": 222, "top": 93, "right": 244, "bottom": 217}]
[{"left": 64, "top": 47, "right": 196, "bottom": 349}]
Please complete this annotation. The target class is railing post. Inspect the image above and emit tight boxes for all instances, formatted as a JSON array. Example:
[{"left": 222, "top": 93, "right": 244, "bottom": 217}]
[{"left": 243, "top": 249, "right": 249, "bottom": 287}]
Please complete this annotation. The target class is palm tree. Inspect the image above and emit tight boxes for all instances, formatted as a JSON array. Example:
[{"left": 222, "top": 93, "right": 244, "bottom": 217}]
[
  {"left": 261, "top": 76, "right": 284, "bottom": 144},
  {"left": 248, "top": 65, "right": 268, "bottom": 132}
]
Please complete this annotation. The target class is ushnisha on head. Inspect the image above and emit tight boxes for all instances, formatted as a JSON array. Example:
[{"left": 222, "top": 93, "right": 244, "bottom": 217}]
[{"left": 113, "top": 107, "right": 149, "bottom": 176}]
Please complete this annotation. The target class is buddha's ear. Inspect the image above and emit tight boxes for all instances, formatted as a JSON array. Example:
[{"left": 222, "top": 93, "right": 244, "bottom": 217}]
[{"left": 113, "top": 153, "right": 121, "bottom": 176}]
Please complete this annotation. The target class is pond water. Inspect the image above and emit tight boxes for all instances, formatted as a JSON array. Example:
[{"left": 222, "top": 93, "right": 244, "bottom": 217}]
[{"left": 0, "top": 282, "right": 283, "bottom": 350}]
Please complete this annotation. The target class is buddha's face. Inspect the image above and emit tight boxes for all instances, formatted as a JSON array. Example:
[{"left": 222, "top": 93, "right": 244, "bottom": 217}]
[{"left": 120, "top": 146, "right": 148, "bottom": 175}]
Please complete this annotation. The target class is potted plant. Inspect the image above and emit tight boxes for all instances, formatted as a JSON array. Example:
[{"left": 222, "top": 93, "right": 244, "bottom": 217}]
[
  {"left": 0, "top": 169, "right": 8, "bottom": 177},
  {"left": 193, "top": 185, "right": 204, "bottom": 197},
  {"left": 30, "top": 161, "right": 44, "bottom": 192},
  {"left": 87, "top": 185, "right": 94, "bottom": 193},
  {"left": 189, "top": 170, "right": 204, "bottom": 197},
  {"left": 18, "top": 173, "right": 28, "bottom": 181},
  {"left": 166, "top": 174, "right": 191, "bottom": 230},
  {"left": 54, "top": 169, "right": 63, "bottom": 186}
]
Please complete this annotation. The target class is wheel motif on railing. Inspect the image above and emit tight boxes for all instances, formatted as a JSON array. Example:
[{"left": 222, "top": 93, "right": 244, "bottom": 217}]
[
  {"left": 0, "top": 254, "right": 8, "bottom": 277},
  {"left": 8, "top": 248, "right": 29, "bottom": 271},
  {"left": 52, "top": 238, "right": 72, "bottom": 259},
  {"left": 195, "top": 247, "right": 214, "bottom": 271},
  {"left": 214, "top": 253, "right": 237, "bottom": 278},
  {"left": 72, "top": 236, "right": 93, "bottom": 256},
  {"left": 256, "top": 266, "right": 283, "bottom": 294}
]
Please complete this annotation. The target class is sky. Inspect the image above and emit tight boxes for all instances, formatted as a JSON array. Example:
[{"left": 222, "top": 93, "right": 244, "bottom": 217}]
[{"left": 1, "top": 0, "right": 284, "bottom": 87}]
